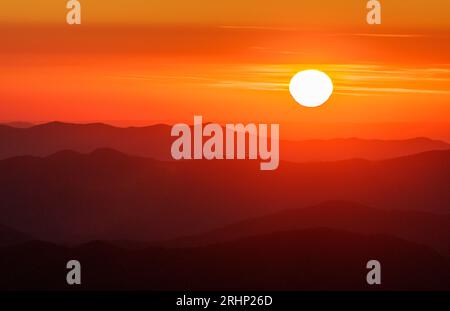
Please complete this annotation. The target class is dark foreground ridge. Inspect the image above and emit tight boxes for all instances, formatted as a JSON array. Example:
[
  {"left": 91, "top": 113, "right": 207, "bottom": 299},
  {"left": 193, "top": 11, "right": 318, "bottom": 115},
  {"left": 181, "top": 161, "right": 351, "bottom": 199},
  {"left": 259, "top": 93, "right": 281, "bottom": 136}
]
[{"left": 0, "top": 228, "right": 449, "bottom": 291}]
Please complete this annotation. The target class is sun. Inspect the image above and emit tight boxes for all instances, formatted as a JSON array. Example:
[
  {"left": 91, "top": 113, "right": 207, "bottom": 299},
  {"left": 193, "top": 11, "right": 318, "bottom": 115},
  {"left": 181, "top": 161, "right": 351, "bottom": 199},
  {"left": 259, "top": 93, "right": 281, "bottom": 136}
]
[{"left": 289, "top": 70, "right": 334, "bottom": 107}]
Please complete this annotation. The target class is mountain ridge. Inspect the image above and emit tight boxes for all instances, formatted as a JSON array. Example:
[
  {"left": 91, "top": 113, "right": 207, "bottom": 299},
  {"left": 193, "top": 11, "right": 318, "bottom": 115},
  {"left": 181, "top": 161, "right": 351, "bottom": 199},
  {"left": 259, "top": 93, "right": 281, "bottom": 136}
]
[
  {"left": 164, "top": 200, "right": 450, "bottom": 257},
  {"left": 0, "top": 228, "right": 448, "bottom": 291},
  {"left": 0, "top": 121, "right": 449, "bottom": 162},
  {"left": 0, "top": 149, "right": 449, "bottom": 244}
]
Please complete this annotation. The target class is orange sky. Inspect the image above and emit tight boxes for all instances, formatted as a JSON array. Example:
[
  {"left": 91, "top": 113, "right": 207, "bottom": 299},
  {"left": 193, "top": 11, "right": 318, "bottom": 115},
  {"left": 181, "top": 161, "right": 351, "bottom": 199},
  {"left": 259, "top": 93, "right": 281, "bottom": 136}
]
[
  {"left": 2, "top": 0, "right": 450, "bottom": 28},
  {"left": 0, "top": 0, "right": 449, "bottom": 140}
]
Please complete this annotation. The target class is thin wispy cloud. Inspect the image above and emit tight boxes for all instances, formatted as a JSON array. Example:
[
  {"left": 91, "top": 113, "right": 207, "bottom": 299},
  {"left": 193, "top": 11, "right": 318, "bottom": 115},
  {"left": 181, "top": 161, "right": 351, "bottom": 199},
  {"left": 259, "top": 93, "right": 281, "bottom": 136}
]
[
  {"left": 331, "top": 33, "right": 428, "bottom": 38},
  {"left": 218, "top": 27, "right": 430, "bottom": 39},
  {"left": 219, "top": 25, "right": 295, "bottom": 31},
  {"left": 210, "top": 81, "right": 288, "bottom": 91},
  {"left": 110, "top": 64, "right": 450, "bottom": 96},
  {"left": 108, "top": 74, "right": 216, "bottom": 83},
  {"left": 207, "top": 64, "right": 450, "bottom": 96},
  {"left": 335, "top": 86, "right": 450, "bottom": 95}
]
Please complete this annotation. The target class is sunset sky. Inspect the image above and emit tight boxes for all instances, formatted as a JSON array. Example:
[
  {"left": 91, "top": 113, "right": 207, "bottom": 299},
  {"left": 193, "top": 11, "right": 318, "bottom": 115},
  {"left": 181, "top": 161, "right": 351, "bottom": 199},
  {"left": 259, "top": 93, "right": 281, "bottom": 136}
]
[{"left": 1, "top": 0, "right": 449, "bottom": 140}]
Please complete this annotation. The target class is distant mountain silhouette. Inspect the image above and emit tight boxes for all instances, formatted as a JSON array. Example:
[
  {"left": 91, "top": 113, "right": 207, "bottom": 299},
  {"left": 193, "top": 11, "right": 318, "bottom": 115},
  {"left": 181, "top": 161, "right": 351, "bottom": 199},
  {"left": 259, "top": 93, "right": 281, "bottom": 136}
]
[
  {"left": 0, "top": 228, "right": 448, "bottom": 290},
  {"left": 166, "top": 201, "right": 450, "bottom": 257},
  {"left": 0, "top": 122, "right": 34, "bottom": 128},
  {"left": 0, "top": 122, "right": 448, "bottom": 161},
  {"left": 0, "top": 224, "right": 32, "bottom": 246},
  {"left": 283, "top": 137, "right": 450, "bottom": 162},
  {"left": 0, "top": 149, "right": 449, "bottom": 244},
  {"left": 0, "top": 122, "right": 171, "bottom": 160}
]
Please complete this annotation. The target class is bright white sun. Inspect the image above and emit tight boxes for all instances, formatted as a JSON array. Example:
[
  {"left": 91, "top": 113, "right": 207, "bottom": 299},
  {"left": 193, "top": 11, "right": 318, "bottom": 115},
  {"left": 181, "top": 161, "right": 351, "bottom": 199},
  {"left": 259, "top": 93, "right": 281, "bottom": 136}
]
[{"left": 289, "top": 70, "right": 334, "bottom": 107}]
